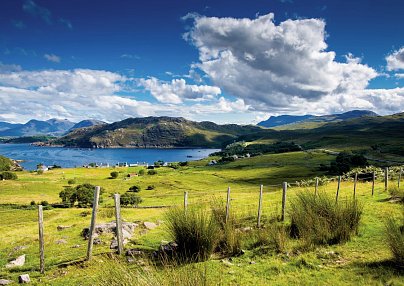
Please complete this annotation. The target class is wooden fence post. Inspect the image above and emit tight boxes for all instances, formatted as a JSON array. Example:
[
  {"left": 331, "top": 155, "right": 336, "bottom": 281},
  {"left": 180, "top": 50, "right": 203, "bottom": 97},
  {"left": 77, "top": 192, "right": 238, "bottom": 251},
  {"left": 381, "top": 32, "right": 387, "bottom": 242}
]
[
  {"left": 398, "top": 168, "right": 402, "bottom": 190},
  {"left": 184, "top": 191, "right": 188, "bottom": 212},
  {"left": 38, "top": 205, "right": 45, "bottom": 274},
  {"left": 225, "top": 187, "right": 231, "bottom": 224},
  {"left": 385, "top": 167, "right": 389, "bottom": 191},
  {"left": 353, "top": 173, "right": 357, "bottom": 199},
  {"left": 315, "top": 178, "right": 319, "bottom": 196},
  {"left": 336, "top": 176, "right": 341, "bottom": 203},
  {"left": 87, "top": 186, "right": 100, "bottom": 261},
  {"left": 114, "top": 194, "right": 124, "bottom": 255},
  {"left": 281, "top": 182, "right": 287, "bottom": 222},
  {"left": 372, "top": 171, "right": 375, "bottom": 196},
  {"left": 257, "top": 185, "right": 263, "bottom": 228}
]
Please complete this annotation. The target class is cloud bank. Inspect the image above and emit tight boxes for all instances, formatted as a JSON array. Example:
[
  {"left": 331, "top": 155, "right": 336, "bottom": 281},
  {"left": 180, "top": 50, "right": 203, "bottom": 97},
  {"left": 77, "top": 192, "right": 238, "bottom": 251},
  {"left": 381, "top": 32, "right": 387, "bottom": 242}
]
[{"left": 184, "top": 13, "right": 403, "bottom": 115}]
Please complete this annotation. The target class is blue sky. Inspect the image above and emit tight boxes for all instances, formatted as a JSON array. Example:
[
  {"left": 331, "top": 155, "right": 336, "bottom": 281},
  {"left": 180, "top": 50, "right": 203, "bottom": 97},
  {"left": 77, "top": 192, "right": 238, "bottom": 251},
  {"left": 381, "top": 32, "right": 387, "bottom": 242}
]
[{"left": 0, "top": 0, "right": 403, "bottom": 124}]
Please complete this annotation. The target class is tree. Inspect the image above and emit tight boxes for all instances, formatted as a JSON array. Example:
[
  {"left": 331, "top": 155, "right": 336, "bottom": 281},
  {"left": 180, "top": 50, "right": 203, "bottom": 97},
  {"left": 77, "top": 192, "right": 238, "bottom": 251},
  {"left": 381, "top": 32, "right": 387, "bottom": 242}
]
[
  {"left": 120, "top": 192, "right": 142, "bottom": 207},
  {"left": 59, "top": 183, "right": 101, "bottom": 207},
  {"left": 1, "top": 171, "right": 18, "bottom": 180},
  {"left": 110, "top": 171, "right": 119, "bottom": 179},
  {"left": 129, "top": 185, "right": 141, "bottom": 192},
  {"left": 147, "top": 169, "right": 157, "bottom": 175}
]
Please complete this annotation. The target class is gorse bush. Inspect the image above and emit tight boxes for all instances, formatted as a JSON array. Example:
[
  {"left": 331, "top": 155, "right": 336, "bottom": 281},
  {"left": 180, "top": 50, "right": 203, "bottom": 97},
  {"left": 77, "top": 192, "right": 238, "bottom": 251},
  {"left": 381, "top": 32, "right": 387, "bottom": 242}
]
[
  {"left": 0, "top": 171, "right": 18, "bottom": 180},
  {"left": 385, "top": 216, "right": 404, "bottom": 266},
  {"left": 165, "top": 207, "right": 220, "bottom": 262},
  {"left": 289, "top": 191, "right": 362, "bottom": 246},
  {"left": 120, "top": 192, "right": 142, "bottom": 207}
]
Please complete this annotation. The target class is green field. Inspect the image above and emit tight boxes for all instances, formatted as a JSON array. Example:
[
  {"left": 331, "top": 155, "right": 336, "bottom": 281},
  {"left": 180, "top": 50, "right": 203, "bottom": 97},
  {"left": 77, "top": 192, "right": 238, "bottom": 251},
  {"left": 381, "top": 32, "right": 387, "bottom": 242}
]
[{"left": 0, "top": 151, "right": 403, "bottom": 285}]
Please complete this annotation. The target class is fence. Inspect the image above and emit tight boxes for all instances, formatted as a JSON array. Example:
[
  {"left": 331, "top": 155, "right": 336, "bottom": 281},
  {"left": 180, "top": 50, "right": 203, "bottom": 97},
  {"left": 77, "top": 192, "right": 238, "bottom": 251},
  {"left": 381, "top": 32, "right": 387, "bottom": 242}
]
[{"left": 3, "top": 166, "right": 402, "bottom": 274}]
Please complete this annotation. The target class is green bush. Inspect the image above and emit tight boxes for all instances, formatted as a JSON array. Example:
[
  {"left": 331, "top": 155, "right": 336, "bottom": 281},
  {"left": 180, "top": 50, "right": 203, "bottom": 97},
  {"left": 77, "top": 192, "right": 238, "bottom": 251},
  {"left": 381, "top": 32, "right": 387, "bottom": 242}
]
[
  {"left": 120, "top": 192, "right": 142, "bottom": 207},
  {"left": 40, "top": 200, "right": 49, "bottom": 206},
  {"left": 30, "top": 200, "right": 36, "bottom": 206},
  {"left": 67, "top": 178, "right": 77, "bottom": 185},
  {"left": 385, "top": 216, "right": 404, "bottom": 266},
  {"left": 1, "top": 171, "right": 18, "bottom": 180},
  {"left": 59, "top": 183, "right": 101, "bottom": 207},
  {"left": 289, "top": 191, "right": 362, "bottom": 246},
  {"left": 165, "top": 207, "right": 220, "bottom": 262},
  {"left": 0, "top": 155, "right": 12, "bottom": 171},
  {"left": 128, "top": 185, "right": 141, "bottom": 192},
  {"left": 147, "top": 169, "right": 157, "bottom": 175},
  {"left": 110, "top": 171, "right": 119, "bottom": 179},
  {"left": 146, "top": 185, "right": 155, "bottom": 190},
  {"left": 138, "top": 169, "right": 145, "bottom": 176}
]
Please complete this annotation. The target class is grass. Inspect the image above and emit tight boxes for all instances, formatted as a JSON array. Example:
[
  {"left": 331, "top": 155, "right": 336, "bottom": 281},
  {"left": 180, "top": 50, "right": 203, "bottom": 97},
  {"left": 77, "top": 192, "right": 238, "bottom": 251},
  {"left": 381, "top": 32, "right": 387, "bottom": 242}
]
[
  {"left": 289, "top": 191, "right": 362, "bottom": 247},
  {"left": 0, "top": 151, "right": 403, "bottom": 285},
  {"left": 385, "top": 213, "right": 404, "bottom": 266}
]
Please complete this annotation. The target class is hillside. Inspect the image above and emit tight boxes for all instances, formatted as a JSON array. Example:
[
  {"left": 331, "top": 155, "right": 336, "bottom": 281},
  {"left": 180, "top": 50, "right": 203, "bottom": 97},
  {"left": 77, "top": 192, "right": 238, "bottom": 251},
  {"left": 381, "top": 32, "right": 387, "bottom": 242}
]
[
  {"left": 258, "top": 110, "right": 378, "bottom": 129},
  {"left": 52, "top": 116, "right": 264, "bottom": 148}
]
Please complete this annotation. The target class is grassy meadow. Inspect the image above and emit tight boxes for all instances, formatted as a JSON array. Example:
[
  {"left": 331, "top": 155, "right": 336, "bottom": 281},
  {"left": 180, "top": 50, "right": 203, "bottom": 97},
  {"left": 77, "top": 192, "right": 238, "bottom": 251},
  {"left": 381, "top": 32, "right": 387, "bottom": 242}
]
[{"left": 0, "top": 150, "right": 403, "bottom": 285}]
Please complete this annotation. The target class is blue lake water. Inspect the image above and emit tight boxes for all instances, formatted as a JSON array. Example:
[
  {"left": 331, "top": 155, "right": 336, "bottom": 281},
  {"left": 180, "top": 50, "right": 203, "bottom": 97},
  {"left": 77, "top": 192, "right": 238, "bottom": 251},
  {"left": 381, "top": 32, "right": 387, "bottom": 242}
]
[{"left": 0, "top": 144, "right": 220, "bottom": 170}]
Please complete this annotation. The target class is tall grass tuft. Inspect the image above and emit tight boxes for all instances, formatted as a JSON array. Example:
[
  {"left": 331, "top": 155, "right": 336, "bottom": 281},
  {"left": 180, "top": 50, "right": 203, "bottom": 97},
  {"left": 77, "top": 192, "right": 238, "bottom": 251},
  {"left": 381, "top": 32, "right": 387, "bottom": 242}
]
[
  {"left": 388, "top": 185, "right": 404, "bottom": 202},
  {"left": 165, "top": 207, "right": 220, "bottom": 262},
  {"left": 385, "top": 216, "right": 404, "bottom": 266},
  {"left": 211, "top": 200, "right": 242, "bottom": 256},
  {"left": 289, "top": 191, "right": 362, "bottom": 246}
]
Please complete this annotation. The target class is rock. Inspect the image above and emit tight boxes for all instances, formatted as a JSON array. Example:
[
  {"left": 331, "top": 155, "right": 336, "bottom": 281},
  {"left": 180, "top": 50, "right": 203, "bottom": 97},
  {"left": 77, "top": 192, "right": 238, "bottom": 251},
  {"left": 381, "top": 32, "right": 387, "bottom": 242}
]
[
  {"left": 57, "top": 225, "right": 72, "bottom": 231},
  {"left": 12, "top": 246, "right": 28, "bottom": 252},
  {"left": 250, "top": 261, "right": 256, "bottom": 264},
  {"left": 93, "top": 238, "right": 102, "bottom": 245},
  {"left": 82, "top": 222, "right": 138, "bottom": 239},
  {"left": 110, "top": 239, "right": 118, "bottom": 249},
  {"left": 0, "top": 279, "right": 13, "bottom": 285},
  {"left": 240, "top": 227, "right": 252, "bottom": 232},
  {"left": 6, "top": 255, "right": 25, "bottom": 268},
  {"left": 143, "top": 222, "right": 157, "bottom": 230},
  {"left": 221, "top": 259, "right": 233, "bottom": 267},
  {"left": 18, "top": 274, "right": 30, "bottom": 284},
  {"left": 154, "top": 241, "right": 178, "bottom": 258},
  {"left": 56, "top": 239, "right": 67, "bottom": 244},
  {"left": 71, "top": 245, "right": 81, "bottom": 248},
  {"left": 126, "top": 249, "right": 144, "bottom": 257}
]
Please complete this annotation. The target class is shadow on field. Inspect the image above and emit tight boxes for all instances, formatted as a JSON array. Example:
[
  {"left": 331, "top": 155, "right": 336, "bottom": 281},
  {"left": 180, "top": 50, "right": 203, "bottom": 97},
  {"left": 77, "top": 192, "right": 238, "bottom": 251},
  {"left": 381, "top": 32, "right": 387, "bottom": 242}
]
[{"left": 352, "top": 259, "right": 404, "bottom": 280}]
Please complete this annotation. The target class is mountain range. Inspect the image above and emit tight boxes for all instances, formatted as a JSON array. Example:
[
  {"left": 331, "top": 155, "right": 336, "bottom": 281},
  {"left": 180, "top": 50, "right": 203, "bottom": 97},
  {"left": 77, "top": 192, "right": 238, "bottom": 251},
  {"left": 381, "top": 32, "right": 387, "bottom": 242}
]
[
  {"left": 0, "top": 119, "right": 106, "bottom": 137},
  {"left": 258, "top": 110, "right": 378, "bottom": 128}
]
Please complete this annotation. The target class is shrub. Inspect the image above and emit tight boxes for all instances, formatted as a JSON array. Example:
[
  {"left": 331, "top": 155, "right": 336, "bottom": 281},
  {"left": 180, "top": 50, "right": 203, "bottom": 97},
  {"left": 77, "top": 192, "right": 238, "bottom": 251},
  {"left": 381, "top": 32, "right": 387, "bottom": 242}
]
[
  {"left": 30, "top": 200, "right": 36, "bottom": 206},
  {"left": 128, "top": 185, "right": 141, "bottom": 192},
  {"left": 138, "top": 169, "right": 145, "bottom": 176},
  {"left": 289, "top": 191, "right": 362, "bottom": 246},
  {"left": 110, "top": 171, "right": 119, "bottom": 179},
  {"left": 178, "top": 161, "right": 188, "bottom": 166},
  {"left": 120, "top": 192, "right": 142, "bottom": 207},
  {"left": 165, "top": 207, "right": 220, "bottom": 262},
  {"left": 385, "top": 216, "right": 404, "bottom": 266},
  {"left": 67, "top": 178, "right": 76, "bottom": 185},
  {"left": 146, "top": 185, "right": 155, "bottom": 190},
  {"left": 59, "top": 183, "right": 101, "bottom": 207},
  {"left": 147, "top": 169, "right": 157, "bottom": 175},
  {"left": 1, "top": 171, "right": 18, "bottom": 180},
  {"left": 37, "top": 169, "right": 44, "bottom": 175},
  {"left": 252, "top": 223, "right": 288, "bottom": 253},
  {"left": 0, "top": 155, "right": 12, "bottom": 171},
  {"left": 40, "top": 200, "right": 49, "bottom": 206}
]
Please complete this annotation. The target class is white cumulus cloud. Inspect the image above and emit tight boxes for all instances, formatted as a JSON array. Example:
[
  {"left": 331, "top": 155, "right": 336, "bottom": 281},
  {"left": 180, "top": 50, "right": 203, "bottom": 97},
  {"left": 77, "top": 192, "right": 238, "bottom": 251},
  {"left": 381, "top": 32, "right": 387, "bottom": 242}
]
[
  {"left": 138, "top": 77, "right": 221, "bottom": 104},
  {"left": 386, "top": 47, "right": 404, "bottom": 71},
  {"left": 185, "top": 13, "right": 379, "bottom": 112},
  {"left": 44, "top": 53, "right": 61, "bottom": 63}
]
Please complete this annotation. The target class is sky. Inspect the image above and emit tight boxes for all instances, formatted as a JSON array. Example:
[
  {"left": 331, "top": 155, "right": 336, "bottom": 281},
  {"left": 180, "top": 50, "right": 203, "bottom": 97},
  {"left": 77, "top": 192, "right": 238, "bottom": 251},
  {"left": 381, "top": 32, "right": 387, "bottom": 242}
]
[{"left": 0, "top": 0, "right": 403, "bottom": 124}]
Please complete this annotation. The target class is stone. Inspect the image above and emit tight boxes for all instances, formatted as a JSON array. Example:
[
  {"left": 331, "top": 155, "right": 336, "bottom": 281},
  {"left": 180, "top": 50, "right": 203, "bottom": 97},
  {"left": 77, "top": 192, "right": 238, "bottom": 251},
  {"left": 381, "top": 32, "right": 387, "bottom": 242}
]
[
  {"left": 110, "top": 239, "right": 118, "bottom": 249},
  {"left": 57, "top": 225, "right": 72, "bottom": 231},
  {"left": 56, "top": 239, "right": 67, "bottom": 244},
  {"left": 12, "top": 246, "right": 27, "bottom": 252},
  {"left": 221, "top": 259, "right": 233, "bottom": 267},
  {"left": 82, "top": 222, "right": 138, "bottom": 239},
  {"left": 93, "top": 238, "right": 102, "bottom": 245},
  {"left": 250, "top": 261, "right": 256, "bottom": 264},
  {"left": 18, "top": 274, "right": 30, "bottom": 284},
  {"left": 0, "top": 279, "right": 13, "bottom": 285},
  {"left": 6, "top": 255, "right": 25, "bottom": 268},
  {"left": 71, "top": 244, "right": 81, "bottom": 248},
  {"left": 143, "top": 222, "right": 157, "bottom": 230},
  {"left": 126, "top": 249, "right": 144, "bottom": 257}
]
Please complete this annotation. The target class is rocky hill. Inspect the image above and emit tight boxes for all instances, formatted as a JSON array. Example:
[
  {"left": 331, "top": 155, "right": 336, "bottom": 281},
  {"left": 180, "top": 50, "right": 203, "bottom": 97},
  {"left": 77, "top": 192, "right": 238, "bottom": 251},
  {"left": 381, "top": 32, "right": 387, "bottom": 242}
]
[{"left": 52, "top": 117, "right": 263, "bottom": 148}]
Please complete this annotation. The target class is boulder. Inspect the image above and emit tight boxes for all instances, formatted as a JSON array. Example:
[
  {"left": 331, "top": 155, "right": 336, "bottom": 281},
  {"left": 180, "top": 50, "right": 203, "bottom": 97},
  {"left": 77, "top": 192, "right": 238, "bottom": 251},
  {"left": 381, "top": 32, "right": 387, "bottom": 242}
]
[
  {"left": 93, "top": 238, "right": 102, "bottom": 245},
  {"left": 57, "top": 225, "right": 72, "bottom": 231},
  {"left": 82, "top": 222, "right": 138, "bottom": 239},
  {"left": 126, "top": 249, "right": 144, "bottom": 257},
  {"left": 0, "top": 279, "right": 13, "bottom": 285},
  {"left": 5, "top": 255, "right": 25, "bottom": 268},
  {"left": 143, "top": 222, "right": 157, "bottom": 230},
  {"left": 56, "top": 239, "right": 67, "bottom": 244},
  {"left": 18, "top": 274, "right": 30, "bottom": 284}
]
